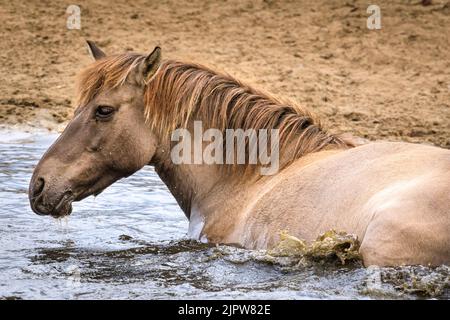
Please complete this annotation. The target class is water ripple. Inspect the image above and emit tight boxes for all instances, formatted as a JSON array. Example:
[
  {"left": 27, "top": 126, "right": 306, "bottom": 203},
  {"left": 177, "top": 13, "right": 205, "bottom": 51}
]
[{"left": 0, "top": 130, "right": 448, "bottom": 300}]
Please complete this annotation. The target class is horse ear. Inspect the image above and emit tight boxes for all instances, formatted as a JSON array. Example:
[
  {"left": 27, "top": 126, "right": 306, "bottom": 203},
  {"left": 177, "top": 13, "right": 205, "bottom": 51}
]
[
  {"left": 138, "top": 46, "right": 162, "bottom": 85},
  {"left": 86, "top": 40, "right": 106, "bottom": 60}
]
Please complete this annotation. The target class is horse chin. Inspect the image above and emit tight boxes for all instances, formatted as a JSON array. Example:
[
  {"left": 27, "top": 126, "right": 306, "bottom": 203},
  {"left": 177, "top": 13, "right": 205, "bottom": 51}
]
[
  {"left": 50, "top": 176, "right": 117, "bottom": 218},
  {"left": 50, "top": 194, "right": 74, "bottom": 219},
  {"left": 74, "top": 174, "right": 119, "bottom": 202},
  {"left": 50, "top": 204, "right": 72, "bottom": 219}
]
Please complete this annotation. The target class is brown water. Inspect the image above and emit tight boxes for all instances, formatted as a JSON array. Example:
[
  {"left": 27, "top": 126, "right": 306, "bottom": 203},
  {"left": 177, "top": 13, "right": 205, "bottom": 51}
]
[{"left": 0, "top": 130, "right": 448, "bottom": 300}]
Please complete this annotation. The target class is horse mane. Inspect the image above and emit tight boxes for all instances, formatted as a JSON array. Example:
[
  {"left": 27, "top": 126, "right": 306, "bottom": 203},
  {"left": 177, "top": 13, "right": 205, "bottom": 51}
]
[{"left": 76, "top": 53, "right": 354, "bottom": 172}]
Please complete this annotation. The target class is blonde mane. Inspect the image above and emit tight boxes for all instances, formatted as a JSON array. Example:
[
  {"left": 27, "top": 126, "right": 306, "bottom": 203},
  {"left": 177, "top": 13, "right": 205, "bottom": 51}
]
[{"left": 76, "top": 53, "right": 353, "bottom": 171}]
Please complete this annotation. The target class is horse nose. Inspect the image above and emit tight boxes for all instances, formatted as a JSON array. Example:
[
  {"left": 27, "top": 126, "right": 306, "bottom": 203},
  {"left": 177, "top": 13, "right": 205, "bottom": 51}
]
[
  {"left": 31, "top": 177, "right": 45, "bottom": 198},
  {"left": 29, "top": 177, "right": 47, "bottom": 215}
]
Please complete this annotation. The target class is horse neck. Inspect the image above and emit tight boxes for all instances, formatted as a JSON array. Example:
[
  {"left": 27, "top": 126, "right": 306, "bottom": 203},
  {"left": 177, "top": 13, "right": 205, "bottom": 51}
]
[
  {"left": 145, "top": 61, "right": 353, "bottom": 221},
  {"left": 150, "top": 137, "right": 226, "bottom": 220},
  {"left": 148, "top": 119, "right": 346, "bottom": 218}
]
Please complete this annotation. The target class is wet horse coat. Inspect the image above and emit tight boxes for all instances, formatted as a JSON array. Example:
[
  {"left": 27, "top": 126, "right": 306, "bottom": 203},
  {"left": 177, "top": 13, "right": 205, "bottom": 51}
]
[{"left": 29, "top": 42, "right": 450, "bottom": 267}]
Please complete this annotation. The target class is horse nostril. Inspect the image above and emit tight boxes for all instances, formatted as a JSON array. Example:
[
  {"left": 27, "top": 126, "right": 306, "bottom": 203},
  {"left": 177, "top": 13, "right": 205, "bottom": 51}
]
[{"left": 32, "top": 177, "right": 45, "bottom": 198}]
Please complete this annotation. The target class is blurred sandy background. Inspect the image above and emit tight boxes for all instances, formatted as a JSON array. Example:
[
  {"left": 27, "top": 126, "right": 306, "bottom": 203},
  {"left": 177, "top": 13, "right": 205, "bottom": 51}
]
[{"left": 0, "top": 0, "right": 449, "bottom": 147}]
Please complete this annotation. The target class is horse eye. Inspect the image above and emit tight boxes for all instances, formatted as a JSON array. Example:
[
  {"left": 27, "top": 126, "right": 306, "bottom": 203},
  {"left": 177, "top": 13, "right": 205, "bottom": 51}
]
[{"left": 95, "top": 106, "right": 115, "bottom": 119}]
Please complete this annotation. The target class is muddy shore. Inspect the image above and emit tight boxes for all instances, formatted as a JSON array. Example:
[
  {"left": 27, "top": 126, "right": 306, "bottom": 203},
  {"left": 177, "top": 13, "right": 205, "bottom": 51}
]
[{"left": 0, "top": 0, "right": 449, "bottom": 147}]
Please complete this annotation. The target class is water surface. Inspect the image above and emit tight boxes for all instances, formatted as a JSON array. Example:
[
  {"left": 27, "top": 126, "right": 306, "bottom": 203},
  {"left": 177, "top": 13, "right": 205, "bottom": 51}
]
[{"left": 0, "top": 130, "right": 448, "bottom": 299}]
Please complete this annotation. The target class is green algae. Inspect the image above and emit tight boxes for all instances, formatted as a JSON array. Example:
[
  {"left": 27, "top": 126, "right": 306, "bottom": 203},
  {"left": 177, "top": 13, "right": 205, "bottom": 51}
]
[
  {"left": 268, "top": 230, "right": 362, "bottom": 265},
  {"left": 267, "top": 230, "right": 308, "bottom": 257}
]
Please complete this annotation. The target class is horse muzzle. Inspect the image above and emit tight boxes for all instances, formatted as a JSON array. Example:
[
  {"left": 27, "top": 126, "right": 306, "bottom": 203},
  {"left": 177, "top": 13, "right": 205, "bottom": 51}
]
[{"left": 29, "top": 176, "right": 74, "bottom": 218}]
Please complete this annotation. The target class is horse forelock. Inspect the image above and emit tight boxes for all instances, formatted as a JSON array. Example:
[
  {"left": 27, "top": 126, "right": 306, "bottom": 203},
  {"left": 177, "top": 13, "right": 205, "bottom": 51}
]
[{"left": 75, "top": 53, "right": 145, "bottom": 109}]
